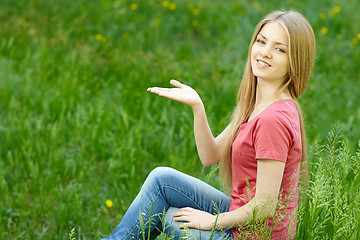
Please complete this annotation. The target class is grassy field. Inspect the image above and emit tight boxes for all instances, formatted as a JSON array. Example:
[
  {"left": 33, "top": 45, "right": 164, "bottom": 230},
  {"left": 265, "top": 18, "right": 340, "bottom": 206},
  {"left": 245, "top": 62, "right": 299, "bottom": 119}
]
[{"left": 0, "top": 0, "right": 359, "bottom": 239}]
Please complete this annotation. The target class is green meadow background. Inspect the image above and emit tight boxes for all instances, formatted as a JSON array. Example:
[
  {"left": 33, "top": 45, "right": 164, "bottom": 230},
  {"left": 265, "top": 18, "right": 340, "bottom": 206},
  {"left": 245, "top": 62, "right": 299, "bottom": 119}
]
[{"left": 0, "top": 0, "right": 359, "bottom": 239}]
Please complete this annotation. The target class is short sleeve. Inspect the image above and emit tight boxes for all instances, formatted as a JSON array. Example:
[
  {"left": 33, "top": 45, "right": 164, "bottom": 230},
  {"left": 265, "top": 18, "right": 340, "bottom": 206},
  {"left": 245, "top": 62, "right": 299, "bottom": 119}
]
[{"left": 253, "top": 111, "right": 294, "bottom": 162}]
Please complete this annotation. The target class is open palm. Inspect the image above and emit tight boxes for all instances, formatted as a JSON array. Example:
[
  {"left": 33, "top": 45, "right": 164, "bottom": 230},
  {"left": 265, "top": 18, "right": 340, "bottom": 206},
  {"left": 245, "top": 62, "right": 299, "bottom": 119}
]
[{"left": 147, "top": 80, "right": 202, "bottom": 108}]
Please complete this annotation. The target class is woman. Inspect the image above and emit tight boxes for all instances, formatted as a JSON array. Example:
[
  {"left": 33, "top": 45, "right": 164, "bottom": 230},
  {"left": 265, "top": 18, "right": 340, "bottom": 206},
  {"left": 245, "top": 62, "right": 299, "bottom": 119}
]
[{"left": 101, "top": 10, "right": 315, "bottom": 240}]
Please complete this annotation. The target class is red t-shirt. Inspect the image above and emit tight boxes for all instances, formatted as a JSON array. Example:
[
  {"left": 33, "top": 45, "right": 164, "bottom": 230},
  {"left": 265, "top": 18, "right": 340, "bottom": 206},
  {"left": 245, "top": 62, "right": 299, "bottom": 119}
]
[{"left": 229, "top": 99, "right": 301, "bottom": 240}]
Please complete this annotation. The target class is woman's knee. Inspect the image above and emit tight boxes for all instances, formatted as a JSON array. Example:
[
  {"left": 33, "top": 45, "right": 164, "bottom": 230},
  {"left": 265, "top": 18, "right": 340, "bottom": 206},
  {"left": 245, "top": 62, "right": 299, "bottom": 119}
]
[
  {"left": 148, "top": 167, "right": 177, "bottom": 182},
  {"left": 150, "top": 166, "right": 174, "bottom": 176},
  {"left": 142, "top": 167, "right": 176, "bottom": 190}
]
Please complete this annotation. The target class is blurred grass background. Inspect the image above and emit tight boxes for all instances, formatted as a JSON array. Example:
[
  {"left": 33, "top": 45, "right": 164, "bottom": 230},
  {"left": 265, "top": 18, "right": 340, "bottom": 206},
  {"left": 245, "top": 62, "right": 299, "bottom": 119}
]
[{"left": 0, "top": 0, "right": 359, "bottom": 239}]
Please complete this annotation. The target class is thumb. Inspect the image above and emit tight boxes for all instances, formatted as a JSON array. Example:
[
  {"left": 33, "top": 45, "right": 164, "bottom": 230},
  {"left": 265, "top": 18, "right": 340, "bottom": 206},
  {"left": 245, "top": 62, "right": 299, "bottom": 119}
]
[{"left": 170, "top": 79, "right": 184, "bottom": 88}]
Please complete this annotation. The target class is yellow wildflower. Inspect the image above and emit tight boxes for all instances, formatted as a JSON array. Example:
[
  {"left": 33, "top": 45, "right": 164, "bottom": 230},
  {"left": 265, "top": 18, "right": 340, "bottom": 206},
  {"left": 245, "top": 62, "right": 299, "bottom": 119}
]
[
  {"left": 352, "top": 38, "right": 358, "bottom": 44},
  {"left": 105, "top": 200, "right": 113, "bottom": 208},
  {"left": 95, "top": 34, "right": 103, "bottom": 41},
  {"left": 192, "top": 8, "right": 200, "bottom": 15},
  {"left": 333, "top": 6, "right": 341, "bottom": 14},
  {"left": 336, "top": 34, "right": 343, "bottom": 40},
  {"left": 330, "top": 6, "right": 341, "bottom": 17},
  {"left": 357, "top": 33, "right": 360, "bottom": 39},
  {"left": 162, "top": 0, "right": 169, "bottom": 7},
  {"left": 95, "top": 34, "right": 107, "bottom": 43},
  {"left": 169, "top": 3, "right": 176, "bottom": 10},
  {"left": 130, "top": 3, "right": 138, "bottom": 10},
  {"left": 319, "top": 13, "right": 326, "bottom": 19},
  {"left": 191, "top": 20, "right": 199, "bottom": 28},
  {"left": 320, "top": 27, "right": 328, "bottom": 35}
]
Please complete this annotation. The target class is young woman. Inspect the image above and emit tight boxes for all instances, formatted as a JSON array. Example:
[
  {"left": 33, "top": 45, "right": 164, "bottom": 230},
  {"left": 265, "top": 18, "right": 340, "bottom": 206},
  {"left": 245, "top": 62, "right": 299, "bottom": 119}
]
[{"left": 101, "top": 10, "right": 315, "bottom": 240}]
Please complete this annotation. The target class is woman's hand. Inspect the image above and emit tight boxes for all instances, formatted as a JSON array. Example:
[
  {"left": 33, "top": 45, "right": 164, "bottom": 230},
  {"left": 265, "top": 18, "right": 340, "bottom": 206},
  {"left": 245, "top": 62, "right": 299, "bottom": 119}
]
[
  {"left": 172, "top": 207, "right": 217, "bottom": 230},
  {"left": 147, "top": 80, "right": 203, "bottom": 109}
]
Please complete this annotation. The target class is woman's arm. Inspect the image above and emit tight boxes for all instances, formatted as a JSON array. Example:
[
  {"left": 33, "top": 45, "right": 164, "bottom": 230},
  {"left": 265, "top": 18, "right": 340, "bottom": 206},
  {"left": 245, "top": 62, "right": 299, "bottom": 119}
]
[
  {"left": 193, "top": 105, "right": 231, "bottom": 166},
  {"left": 148, "top": 80, "right": 228, "bottom": 166},
  {"left": 172, "top": 159, "right": 285, "bottom": 229},
  {"left": 216, "top": 159, "right": 285, "bottom": 228}
]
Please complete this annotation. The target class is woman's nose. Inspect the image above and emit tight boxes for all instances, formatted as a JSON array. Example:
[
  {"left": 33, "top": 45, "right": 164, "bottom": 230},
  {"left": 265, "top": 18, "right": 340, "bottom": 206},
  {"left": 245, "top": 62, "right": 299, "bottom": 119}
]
[{"left": 260, "top": 45, "right": 272, "bottom": 58}]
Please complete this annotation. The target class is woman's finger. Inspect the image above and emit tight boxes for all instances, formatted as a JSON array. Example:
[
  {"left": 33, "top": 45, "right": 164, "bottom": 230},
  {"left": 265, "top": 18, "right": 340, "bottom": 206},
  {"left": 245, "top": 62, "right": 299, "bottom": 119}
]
[
  {"left": 175, "top": 208, "right": 193, "bottom": 215},
  {"left": 172, "top": 211, "right": 183, "bottom": 217},
  {"left": 169, "top": 79, "right": 184, "bottom": 88},
  {"left": 147, "top": 87, "right": 172, "bottom": 93},
  {"left": 173, "top": 215, "right": 190, "bottom": 222},
  {"left": 179, "top": 223, "right": 188, "bottom": 229},
  {"left": 173, "top": 209, "right": 191, "bottom": 217},
  {"left": 179, "top": 207, "right": 195, "bottom": 212},
  {"left": 157, "top": 92, "right": 182, "bottom": 101},
  {"left": 148, "top": 89, "right": 179, "bottom": 98},
  {"left": 179, "top": 222, "right": 197, "bottom": 229}
]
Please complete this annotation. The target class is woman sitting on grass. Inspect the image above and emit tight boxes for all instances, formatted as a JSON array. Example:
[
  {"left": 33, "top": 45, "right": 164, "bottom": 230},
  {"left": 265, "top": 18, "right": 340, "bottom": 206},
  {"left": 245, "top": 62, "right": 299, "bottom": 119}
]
[{"left": 101, "top": 10, "right": 315, "bottom": 240}]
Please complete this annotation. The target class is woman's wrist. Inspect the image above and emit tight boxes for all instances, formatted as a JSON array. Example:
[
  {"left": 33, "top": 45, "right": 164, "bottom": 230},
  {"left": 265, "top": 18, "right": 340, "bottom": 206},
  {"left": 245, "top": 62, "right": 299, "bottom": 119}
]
[
  {"left": 192, "top": 101, "right": 205, "bottom": 114},
  {"left": 213, "top": 212, "right": 225, "bottom": 229}
]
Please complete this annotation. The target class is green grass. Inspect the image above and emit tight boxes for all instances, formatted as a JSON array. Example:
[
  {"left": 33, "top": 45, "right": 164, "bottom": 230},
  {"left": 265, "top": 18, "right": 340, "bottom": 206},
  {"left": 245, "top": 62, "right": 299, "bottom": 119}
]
[{"left": 0, "top": 0, "right": 359, "bottom": 239}]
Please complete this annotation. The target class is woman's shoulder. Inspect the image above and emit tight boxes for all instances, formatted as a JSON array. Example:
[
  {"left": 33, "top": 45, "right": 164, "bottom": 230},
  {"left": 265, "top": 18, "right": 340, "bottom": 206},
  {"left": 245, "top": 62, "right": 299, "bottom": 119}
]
[
  {"left": 262, "top": 99, "right": 299, "bottom": 119},
  {"left": 257, "top": 99, "right": 300, "bottom": 130},
  {"left": 253, "top": 100, "right": 301, "bottom": 140}
]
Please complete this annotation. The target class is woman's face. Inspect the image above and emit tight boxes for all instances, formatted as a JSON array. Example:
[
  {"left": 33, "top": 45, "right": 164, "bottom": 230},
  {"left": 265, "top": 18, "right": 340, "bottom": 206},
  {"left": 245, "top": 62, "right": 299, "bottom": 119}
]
[{"left": 251, "top": 21, "right": 289, "bottom": 84}]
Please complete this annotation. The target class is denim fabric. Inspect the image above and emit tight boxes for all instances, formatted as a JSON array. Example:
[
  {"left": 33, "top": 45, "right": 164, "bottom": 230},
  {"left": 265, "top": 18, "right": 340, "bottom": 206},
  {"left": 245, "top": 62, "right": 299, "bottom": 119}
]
[{"left": 100, "top": 167, "right": 233, "bottom": 240}]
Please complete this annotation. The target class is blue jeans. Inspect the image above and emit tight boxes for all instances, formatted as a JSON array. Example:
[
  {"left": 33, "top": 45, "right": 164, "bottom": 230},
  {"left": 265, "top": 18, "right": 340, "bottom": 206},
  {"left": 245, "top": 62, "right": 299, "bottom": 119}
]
[{"left": 100, "top": 167, "right": 233, "bottom": 240}]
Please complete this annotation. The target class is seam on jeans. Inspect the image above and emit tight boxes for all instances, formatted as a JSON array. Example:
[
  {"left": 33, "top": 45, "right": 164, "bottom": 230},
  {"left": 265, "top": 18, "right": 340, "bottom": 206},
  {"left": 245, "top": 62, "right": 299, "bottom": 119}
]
[
  {"left": 154, "top": 169, "right": 203, "bottom": 211},
  {"left": 154, "top": 171, "right": 203, "bottom": 211},
  {"left": 160, "top": 185, "right": 203, "bottom": 210}
]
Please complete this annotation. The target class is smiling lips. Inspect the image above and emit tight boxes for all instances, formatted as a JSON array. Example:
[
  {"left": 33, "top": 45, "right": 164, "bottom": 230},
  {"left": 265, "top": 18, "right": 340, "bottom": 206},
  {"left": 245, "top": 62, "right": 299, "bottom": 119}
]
[{"left": 256, "top": 59, "right": 271, "bottom": 67}]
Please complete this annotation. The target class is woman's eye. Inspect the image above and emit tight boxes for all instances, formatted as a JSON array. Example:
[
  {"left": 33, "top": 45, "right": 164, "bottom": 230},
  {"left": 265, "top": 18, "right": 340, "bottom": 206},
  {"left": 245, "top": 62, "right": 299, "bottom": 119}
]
[
  {"left": 276, "top": 48, "right": 285, "bottom": 53},
  {"left": 256, "top": 39, "right": 265, "bottom": 44}
]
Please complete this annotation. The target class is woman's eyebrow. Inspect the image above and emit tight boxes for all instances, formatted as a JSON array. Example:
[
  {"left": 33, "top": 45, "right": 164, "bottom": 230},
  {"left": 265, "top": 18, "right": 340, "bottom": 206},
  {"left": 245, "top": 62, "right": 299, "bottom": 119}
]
[{"left": 258, "top": 33, "right": 288, "bottom": 46}]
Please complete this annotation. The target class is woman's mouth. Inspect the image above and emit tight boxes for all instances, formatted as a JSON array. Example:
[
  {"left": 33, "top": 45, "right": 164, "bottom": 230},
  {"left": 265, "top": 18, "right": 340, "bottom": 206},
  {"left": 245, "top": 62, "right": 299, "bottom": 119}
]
[{"left": 256, "top": 59, "right": 271, "bottom": 67}]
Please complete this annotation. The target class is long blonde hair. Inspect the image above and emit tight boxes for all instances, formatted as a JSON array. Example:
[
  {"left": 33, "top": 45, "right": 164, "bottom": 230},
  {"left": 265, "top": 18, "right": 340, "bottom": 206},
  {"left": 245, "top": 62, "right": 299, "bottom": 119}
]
[{"left": 219, "top": 10, "right": 316, "bottom": 192}]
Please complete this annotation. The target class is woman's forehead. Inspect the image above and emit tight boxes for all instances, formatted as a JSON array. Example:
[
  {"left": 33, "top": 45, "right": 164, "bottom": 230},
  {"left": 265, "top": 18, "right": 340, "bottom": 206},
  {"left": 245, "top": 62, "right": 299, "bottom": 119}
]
[{"left": 258, "top": 21, "right": 289, "bottom": 46}]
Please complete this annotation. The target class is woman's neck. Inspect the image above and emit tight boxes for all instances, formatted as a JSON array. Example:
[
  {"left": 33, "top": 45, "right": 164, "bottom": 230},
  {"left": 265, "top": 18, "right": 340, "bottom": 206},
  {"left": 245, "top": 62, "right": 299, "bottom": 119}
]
[
  {"left": 247, "top": 78, "right": 291, "bottom": 122},
  {"left": 255, "top": 78, "right": 291, "bottom": 106}
]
